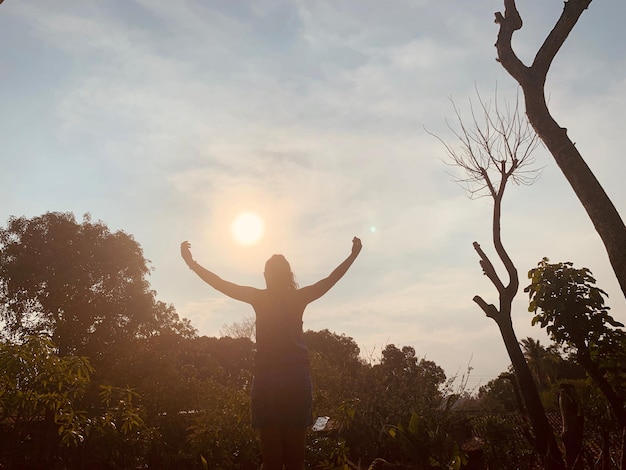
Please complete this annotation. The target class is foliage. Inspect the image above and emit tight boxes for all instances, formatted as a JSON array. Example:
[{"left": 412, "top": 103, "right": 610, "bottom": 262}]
[
  {"left": 0, "top": 328, "right": 487, "bottom": 469},
  {"left": 0, "top": 335, "right": 93, "bottom": 449},
  {"left": 0, "top": 212, "right": 194, "bottom": 358},
  {"left": 309, "top": 334, "right": 478, "bottom": 468},
  {"left": 306, "top": 329, "right": 365, "bottom": 417},
  {"left": 0, "top": 212, "right": 489, "bottom": 468},
  {"left": 475, "top": 336, "right": 626, "bottom": 469},
  {"left": 519, "top": 337, "right": 562, "bottom": 392},
  {"left": 109, "top": 334, "right": 256, "bottom": 469},
  {"left": 471, "top": 414, "right": 539, "bottom": 470},
  {"left": 526, "top": 257, "right": 626, "bottom": 449},
  {"left": 186, "top": 380, "right": 258, "bottom": 470},
  {"left": 373, "top": 345, "right": 449, "bottom": 448},
  {"left": 477, "top": 372, "right": 519, "bottom": 414},
  {"left": 76, "top": 385, "right": 149, "bottom": 470},
  {"left": 387, "top": 401, "right": 468, "bottom": 469},
  {"left": 0, "top": 335, "right": 149, "bottom": 469},
  {"left": 526, "top": 258, "right": 624, "bottom": 350},
  {"left": 526, "top": 259, "right": 626, "bottom": 394}
]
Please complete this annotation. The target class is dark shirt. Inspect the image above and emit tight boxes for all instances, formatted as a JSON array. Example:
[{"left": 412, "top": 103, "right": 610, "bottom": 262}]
[{"left": 252, "top": 289, "right": 309, "bottom": 369}]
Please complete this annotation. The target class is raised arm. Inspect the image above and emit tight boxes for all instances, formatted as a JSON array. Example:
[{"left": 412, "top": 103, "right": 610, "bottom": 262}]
[
  {"left": 180, "top": 241, "right": 259, "bottom": 303},
  {"left": 299, "top": 237, "right": 362, "bottom": 305}
]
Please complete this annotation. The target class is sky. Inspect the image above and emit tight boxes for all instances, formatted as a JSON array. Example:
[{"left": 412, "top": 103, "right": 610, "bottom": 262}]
[{"left": 1, "top": 0, "right": 625, "bottom": 390}]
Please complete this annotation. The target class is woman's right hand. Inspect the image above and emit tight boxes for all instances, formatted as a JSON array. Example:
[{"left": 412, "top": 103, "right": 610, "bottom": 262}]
[
  {"left": 180, "top": 241, "right": 194, "bottom": 265},
  {"left": 351, "top": 237, "right": 362, "bottom": 256}
]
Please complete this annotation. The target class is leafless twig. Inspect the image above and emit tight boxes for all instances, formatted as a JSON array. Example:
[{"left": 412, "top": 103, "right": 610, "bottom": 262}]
[{"left": 428, "top": 86, "right": 543, "bottom": 200}]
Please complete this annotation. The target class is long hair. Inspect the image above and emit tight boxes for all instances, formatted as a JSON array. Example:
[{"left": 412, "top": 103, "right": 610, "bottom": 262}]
[{"left": 264, "top": 254, "right": 298, "bottom": 290}]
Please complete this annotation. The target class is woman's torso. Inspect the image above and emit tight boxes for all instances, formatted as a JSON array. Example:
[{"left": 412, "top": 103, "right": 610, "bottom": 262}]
[{"left": 251, "top": 289, "right": 309, "bottom": 369}]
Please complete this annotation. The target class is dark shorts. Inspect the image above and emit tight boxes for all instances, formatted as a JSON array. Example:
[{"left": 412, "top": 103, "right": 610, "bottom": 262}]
[{"left": 251, "top": 365, "right": 313, "bottom": 429}]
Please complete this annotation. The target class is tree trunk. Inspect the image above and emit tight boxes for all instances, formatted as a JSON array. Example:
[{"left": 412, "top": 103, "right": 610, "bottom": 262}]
[
  {"left": 472, "top": 189, "right": 565, "bottom": 469},
  {"left": 494, "top": 0, "right": 626, "bottom": 300},
  {"left": 621, "top": 428, "right": 626, "bottom": 470},
  {"left": 496, "top": 315, "right": 564, "bottom": 470},
  {"left": 559, "top": 383, "right": 584, "bottom": 470},
  {"left": 523, "top": 87, "right": 626, "bottom": 301}
]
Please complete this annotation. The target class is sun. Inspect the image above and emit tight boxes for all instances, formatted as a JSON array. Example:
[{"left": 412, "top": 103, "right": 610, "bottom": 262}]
[{"left": 231, "top": 212, "right": 264, "bottom": 246}]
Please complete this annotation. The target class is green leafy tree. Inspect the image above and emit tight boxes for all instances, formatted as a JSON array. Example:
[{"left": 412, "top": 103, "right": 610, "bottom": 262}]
[
  {"left": 100, "top": 334, "right": 257, "bottom": 468},
  {"left": 0, "top": 335, "right": 93, "bottom": 462},
  {"left": 304, "top": 330, "right": 373, "bottom": 467},
  {"left": 520, "top": 337, "right": 561, "bottom": 392},
  {"left": 77, "top": 384, "right": 149, "bottom": 470},
  {"left": 361, "top": 345, "right": 451, "bottom": 465},
  {"left": 387, "top": 398, "right": 468, "bottom": 470},
  {"left": 0, "top": 212, "right": 199, "bottom": 468},
  {"left": 0, "top": 335, "right": 148, "bottom": 469},
  {"left": 306, "top": 329, "right": 364, "bottom": 409},
  {"left": 526, "top": 259, "right": 626, "bottom": 428},
  {"left": 186, "top": 378, "right": 258, "bottom": 470},
  {"left": 381, "top": 349, "right": 477, "bottom": 469},
  {"left": 0, "top": 212, "right": 194, "bottom": 360},
  {"left": 378, "top": 345, "right": 446, "bottom": 419},
  {"left": 478, "top": 372, "right": 520, "bottom": 414},
  {"left": 472, "top": 414, "right": 539, "bottom": 470},
  {"left": 123, "top": 335, "right": 255, "bottom": 415}
]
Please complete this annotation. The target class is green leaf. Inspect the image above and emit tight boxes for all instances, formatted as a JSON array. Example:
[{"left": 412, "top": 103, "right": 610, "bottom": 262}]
[{"left": 408, "top": 412, "right": 420, "bottom": 435}]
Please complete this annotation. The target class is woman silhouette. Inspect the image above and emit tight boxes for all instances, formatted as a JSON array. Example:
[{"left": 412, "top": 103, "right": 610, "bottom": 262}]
[{"left": 180, "top": 237, "right": 362, "bottom": 470}]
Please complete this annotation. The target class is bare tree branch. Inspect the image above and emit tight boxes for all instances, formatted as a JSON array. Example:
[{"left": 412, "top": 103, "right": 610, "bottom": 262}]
[
  {"left": 473, "top": 241, "right": 505, "bottom": 294},
  {"left": 495, "top": 0, "right": 626, "bottom": 301},
  {"left": 472, "top": 295, "right": 499, "bottom": 320},
  {"left": 428, "top": 87, "right": 542, "bottom": 201},
  {"left": 532, "top": 0, "right": 592, "bottom": 76}
]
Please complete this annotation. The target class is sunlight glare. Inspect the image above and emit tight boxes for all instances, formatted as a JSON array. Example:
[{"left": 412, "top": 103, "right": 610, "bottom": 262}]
[{"left": 231, "top": 212, "right": 264, "bottom": 246}]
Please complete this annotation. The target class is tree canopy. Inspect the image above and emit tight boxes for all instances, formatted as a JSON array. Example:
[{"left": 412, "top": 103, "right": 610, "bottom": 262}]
[
  {"left": 526, "top": 259, "right": 624, "bottom": 350},
  {"left": 526, "top": 259, "right": 626, "bottom": 428},
  {"left": 0, "top": 212, "right": 194, "bottom": 358}
]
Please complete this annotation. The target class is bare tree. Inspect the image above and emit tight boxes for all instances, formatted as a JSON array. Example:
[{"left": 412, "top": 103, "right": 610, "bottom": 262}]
[
  {"left": 432, "top": 90, "right": 566, "bottom": 469},
  {"left": 220, "top": 314, "right": 256, "bottom": 342},
  {"left": 494, "top": 0, "right": 626, "bottom": 301},
  {"left": 438, "top": 89, "right": 541, "bottom": 200}
]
